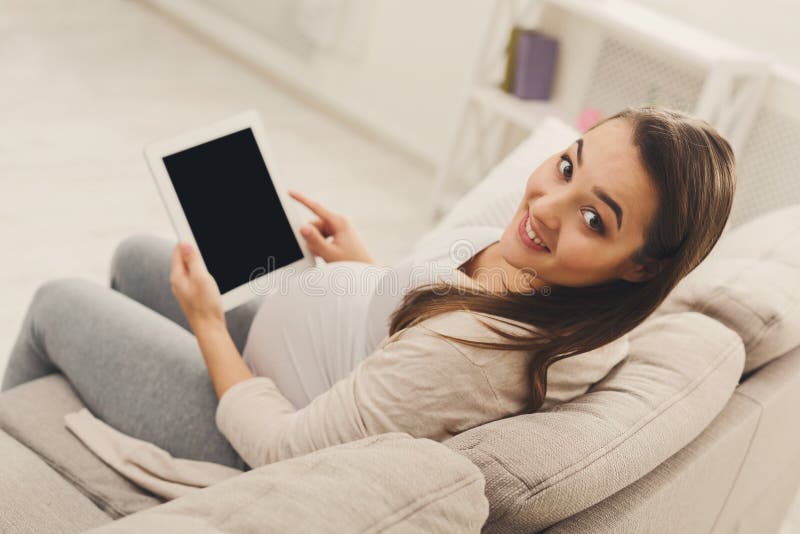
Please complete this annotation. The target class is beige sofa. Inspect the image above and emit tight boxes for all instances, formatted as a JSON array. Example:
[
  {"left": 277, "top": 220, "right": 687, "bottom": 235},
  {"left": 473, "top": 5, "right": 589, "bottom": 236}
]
[{"left": 2, "top": 117, "right": 800, "bottom": 533}]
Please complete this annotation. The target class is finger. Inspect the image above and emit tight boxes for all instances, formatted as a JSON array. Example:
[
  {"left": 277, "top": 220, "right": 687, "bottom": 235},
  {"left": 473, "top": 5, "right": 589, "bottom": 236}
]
[
  {"left": 301, "top": 223, "right": 332, "bottom": 256},
  {"left": 288, "top": 190, "right": 337, "bottom": 223},
  {"left": 309, "top": 218, "right": 332, "bottom": 237},
  {"left": 170, "top": 245, "right": 191, "bottom": 298}
]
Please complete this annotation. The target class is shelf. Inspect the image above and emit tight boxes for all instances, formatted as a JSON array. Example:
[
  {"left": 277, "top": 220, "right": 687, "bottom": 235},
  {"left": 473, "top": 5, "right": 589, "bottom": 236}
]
[
  {"left": 470, "top": 85, "right": 572, "bottom": 131},
  {"left": 544, "top": 0, "right": 767, "bottom": 68}
]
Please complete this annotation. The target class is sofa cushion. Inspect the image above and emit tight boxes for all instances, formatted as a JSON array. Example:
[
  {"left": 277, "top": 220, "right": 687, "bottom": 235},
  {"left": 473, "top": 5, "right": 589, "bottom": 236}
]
[
  {"left": 711, "top": 202, "right": 800, "bottom": 265},
  {"left": 443, "top": 311, "right": 745, "bottom": 532},
  {"left": 85, "top": 432, "right": 488, "bottom": 534},
  {"left": 654, "top": 203, "right": 800, "bottom": 374},
  {"left": 654, "top": 258, "right": 800, "bottom": 375},
  {"left": 0, "top": 429, "right": 113, "bottom": 533},
  {"left": 0, "top": 374, "right": 163, "bottom": 518}
]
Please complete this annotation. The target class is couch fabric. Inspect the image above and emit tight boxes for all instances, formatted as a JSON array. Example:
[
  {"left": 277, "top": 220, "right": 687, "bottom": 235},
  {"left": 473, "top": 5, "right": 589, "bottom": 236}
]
[
  {"left": 653, "top": 203, "right": 800, "bottom": 375},
  {"left": 84, "top": 432, "right": 488, "bottom": 534},
  {"left": 0, "top": 378, "right": 490, "bottom": 533},
  {"left": 0, "top": 429, "right": 114, "bottom": 533},
  {"left": 545, "top": 342, "right": 800, "bottom": 534},
  {"left": 0, "top": 374, "right": 164, "bottom": 518}
]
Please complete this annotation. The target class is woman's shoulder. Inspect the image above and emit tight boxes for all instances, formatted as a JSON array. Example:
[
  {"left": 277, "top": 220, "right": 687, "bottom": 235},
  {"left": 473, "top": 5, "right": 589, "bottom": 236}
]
[
  {"left": 410, "top": 309, "right": 530, "bottom": 338},
  {"left": 412, "top": 310, "right": 630, "bottom": 402},
  {"left": 404, "top": 309, "right": 629, "bottom": 360},
  {"left": 540, "top": 334, "right": 630, "bottom": 410},
  {"left": 550, "top": 334, "right": 630, "bottom": 371},
  {"left": 400, "top": 310, "right": 533, "bottom": 367},
  {"left": 377, "top": 309, "right": 523, "bottom": 347}
]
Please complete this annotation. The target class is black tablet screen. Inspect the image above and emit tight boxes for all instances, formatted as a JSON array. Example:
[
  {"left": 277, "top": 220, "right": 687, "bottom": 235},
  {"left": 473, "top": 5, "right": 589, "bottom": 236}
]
[{"left": 162, "top": 128, "right": 304, "bottom": 295}]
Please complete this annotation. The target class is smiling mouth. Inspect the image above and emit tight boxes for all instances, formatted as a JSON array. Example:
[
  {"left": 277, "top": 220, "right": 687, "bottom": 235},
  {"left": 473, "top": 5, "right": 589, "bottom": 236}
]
[{"left": 518, "top": 214, "right": 550, "bottom": 252}]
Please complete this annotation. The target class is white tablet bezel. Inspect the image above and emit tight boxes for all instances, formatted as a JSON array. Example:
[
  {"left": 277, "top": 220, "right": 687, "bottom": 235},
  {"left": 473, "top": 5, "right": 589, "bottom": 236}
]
[{"left": 144, "top": 109, "right": 316, "bottom": 311}]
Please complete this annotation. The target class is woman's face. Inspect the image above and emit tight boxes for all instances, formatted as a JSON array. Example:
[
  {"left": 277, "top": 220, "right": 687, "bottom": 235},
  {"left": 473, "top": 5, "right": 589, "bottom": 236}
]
[{"left": 498, "top": 118, "right": 660, "bottom": 291}]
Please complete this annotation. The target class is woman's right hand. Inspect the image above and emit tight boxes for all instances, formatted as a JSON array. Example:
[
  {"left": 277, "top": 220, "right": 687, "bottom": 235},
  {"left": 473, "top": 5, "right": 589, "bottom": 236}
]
[{"left": 288, "top": 189, "right": 377, "bottom": 265}]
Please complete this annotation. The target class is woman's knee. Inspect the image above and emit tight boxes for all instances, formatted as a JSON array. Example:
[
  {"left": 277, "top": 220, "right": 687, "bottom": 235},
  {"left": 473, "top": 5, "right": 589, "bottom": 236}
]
[
  {"left": 109, "top": 233, "right": 174, "bottom": 290},
  {"left": 31, "top": 278, "right": 99, "bottom": 315},
  {"left": 23, "top": 278, "right": 105, "bottom": 343},
  {"left": 1, "top": 279, "right": 90, "bottom": 391}
]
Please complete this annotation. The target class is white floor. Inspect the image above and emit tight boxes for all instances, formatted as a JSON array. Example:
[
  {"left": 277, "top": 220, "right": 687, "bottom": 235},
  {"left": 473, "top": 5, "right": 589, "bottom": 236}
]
[
  {"left": 0, "top": 0, "right": 435, "bottom": 377},
  {"left": 2, "top": 2, "right": 800, "bottom": 532}
]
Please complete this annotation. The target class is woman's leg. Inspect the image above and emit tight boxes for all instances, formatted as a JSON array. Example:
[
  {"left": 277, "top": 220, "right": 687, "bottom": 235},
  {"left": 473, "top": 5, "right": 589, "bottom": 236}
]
[
  {"left": 1, "top": 277, "right": 247, "bottom": 470},
  {"left": 109, "top": 233, "right": 264, "bottom": 353}
]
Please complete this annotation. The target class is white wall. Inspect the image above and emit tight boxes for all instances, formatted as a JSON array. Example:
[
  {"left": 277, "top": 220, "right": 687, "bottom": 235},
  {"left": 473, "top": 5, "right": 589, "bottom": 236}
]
[
  {"left": 179, "top": 0, "right": 494, "bottom": 168},
  {"left": 300, "top": 0, "right": 494, "bottom": 167}
]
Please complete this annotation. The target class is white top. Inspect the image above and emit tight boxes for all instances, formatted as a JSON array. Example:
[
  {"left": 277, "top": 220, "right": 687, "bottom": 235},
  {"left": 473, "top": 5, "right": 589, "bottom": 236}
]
[{"left": 363, "top": 225, "right": 507, "bottom": 353}]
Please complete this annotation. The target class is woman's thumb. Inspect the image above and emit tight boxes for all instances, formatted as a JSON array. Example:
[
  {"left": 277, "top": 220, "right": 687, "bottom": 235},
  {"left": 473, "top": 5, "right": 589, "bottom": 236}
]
[{"left": 180, "top": 242, "right": 205, "bottom": 273}]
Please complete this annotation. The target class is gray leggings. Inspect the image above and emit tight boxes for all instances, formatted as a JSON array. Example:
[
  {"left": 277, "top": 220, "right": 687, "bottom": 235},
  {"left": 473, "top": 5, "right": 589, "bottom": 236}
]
[{"left": 1, "top": 234, "right": 266, "bottom": 471}]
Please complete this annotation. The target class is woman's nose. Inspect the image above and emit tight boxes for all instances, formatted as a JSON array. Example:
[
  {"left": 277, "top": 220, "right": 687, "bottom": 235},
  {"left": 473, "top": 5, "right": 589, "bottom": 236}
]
[{"left": 531, "top": 194, "right": 562, "bottom": 232}]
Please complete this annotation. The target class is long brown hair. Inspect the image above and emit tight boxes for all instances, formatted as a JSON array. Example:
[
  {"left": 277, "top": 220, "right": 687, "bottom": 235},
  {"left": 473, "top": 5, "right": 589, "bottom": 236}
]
[{"left": 388, "top": 106, "right": 737, "bottom": 414}]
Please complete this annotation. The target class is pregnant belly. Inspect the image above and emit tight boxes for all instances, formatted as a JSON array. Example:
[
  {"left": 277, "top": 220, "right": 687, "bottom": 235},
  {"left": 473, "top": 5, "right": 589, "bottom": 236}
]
[{"left": 242, "top": 261, "right": 384, "bottom": 408}]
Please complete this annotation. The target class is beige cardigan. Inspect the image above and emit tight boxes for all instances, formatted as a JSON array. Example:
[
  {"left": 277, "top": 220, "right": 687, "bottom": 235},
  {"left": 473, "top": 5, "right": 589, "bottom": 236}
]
[{"left": 64, "top": 293, "right": 630, "bottom": 501}]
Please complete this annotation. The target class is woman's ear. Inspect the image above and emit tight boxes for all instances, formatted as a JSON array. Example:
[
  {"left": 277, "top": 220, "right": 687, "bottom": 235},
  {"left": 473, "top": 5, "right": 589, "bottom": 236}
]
[{"left": 620, "top": 259, "right": 663, "bottom": 283}]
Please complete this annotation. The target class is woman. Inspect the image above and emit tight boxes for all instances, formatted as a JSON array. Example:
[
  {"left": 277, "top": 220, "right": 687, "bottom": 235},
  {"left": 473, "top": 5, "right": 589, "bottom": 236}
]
[{"left": 1, "top": 107, "right": 735, "bottom": 474}]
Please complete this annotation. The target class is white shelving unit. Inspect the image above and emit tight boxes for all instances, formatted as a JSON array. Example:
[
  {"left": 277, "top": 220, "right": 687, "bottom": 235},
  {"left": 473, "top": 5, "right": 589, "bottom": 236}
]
[
  {"left": 470, "top": 85, "right": 570, "bottom": 131},
  {"left": 430, "top": 0, "right": 771, "bottom": 219}
]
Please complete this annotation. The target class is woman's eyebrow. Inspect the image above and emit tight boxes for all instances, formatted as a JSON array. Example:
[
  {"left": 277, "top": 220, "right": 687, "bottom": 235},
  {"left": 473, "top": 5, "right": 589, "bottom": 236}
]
[
  {"left": 593, "top": 187, "right": 623, "bottom": 230},
  {"left": 574, "top": 138, "right": 623, "bottom": 231}
]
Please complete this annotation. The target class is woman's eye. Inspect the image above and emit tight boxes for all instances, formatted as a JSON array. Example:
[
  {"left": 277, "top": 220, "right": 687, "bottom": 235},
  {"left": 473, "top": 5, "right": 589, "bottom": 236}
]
[
  {"left": 582, "top": 209, "right": 605, "bottom": 234},
  {"left": 559, "top": 155, "right": 573, "bottom": 179}
]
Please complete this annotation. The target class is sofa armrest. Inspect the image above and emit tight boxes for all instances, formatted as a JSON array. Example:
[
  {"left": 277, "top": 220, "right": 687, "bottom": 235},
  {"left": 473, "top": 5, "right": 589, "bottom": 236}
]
[
  {"left": 85, "top": 432, "right": 488, "bottom": 534},
  {"left": 0, "top": 429, "right": 113, "bottom": 533},
  {"left": 0, "top": 374, "right": 163, "bottom": 518}
]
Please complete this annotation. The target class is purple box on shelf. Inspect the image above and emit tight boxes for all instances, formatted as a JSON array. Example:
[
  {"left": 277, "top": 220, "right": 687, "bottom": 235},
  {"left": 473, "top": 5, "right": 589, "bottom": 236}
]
[{"left": 512, "top": 30, "right": 559, "bottom": 100}]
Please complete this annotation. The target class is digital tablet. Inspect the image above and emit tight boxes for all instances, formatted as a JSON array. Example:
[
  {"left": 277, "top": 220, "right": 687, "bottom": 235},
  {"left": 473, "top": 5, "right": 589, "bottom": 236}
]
[{"left": 144, "top": 110, "right": 316, "bottom": 311}]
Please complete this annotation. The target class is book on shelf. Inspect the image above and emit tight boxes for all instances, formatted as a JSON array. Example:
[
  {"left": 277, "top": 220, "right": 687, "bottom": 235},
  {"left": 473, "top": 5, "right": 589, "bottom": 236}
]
[{"left": 502, "top": 27, "right": 559, "bottom": 101}]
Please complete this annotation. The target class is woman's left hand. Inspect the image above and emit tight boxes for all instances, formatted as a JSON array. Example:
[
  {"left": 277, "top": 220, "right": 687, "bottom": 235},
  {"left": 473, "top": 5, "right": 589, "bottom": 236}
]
[{"left": 170, "top": 242, "right": 225, "bottom": 331}]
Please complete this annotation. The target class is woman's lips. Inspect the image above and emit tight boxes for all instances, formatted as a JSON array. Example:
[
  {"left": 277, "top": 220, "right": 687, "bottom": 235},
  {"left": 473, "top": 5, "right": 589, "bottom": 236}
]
[{"left": 518, "top": 214, "right": 550, "bottom": 252}]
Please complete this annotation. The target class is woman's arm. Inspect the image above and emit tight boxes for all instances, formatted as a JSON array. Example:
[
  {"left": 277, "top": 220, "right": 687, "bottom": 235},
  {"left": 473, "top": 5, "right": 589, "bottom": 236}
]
[
  {"left": 169, "top": 242, "right": 254, "bottom": 399},
  {"left": 193, "top": 319, "right": 253, "bottom": 399},
  {"left": 214, "top": 313, "right": 503, "bottom": 469}
]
